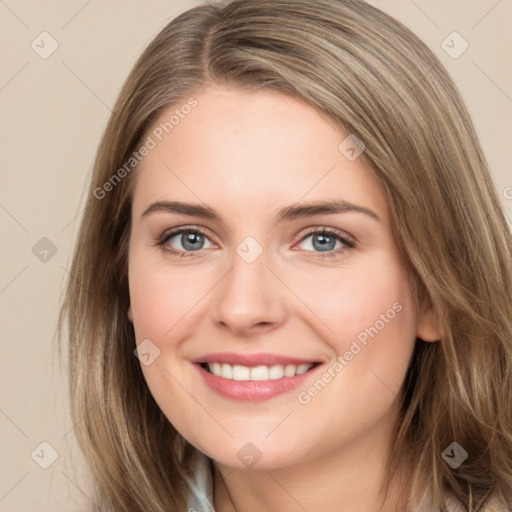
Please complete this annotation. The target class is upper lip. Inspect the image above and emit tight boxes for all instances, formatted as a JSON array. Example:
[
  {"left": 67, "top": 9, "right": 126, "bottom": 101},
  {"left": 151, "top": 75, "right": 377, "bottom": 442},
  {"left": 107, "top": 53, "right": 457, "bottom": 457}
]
[{"left": 191, "top": 352, "right": 322, "bottom": 367}]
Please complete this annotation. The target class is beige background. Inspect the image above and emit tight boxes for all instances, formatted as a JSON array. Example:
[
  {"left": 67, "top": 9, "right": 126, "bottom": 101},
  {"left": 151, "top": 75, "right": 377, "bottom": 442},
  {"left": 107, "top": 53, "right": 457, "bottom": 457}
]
[{"left": 1, "top": 1, "right": 511, "bottom": 510}]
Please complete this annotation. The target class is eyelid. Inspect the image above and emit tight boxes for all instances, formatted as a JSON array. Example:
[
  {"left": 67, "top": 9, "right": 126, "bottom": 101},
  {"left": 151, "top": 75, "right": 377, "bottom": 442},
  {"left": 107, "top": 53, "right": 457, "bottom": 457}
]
[
  {"left": 296, "top": 225, "right": 357, "bottom": 245},
  {"left": 156, "top": 225, "right": 217, "bottom": 250},
  {"left": 155, "top": 225, "right": 356, "bottom": 258}
]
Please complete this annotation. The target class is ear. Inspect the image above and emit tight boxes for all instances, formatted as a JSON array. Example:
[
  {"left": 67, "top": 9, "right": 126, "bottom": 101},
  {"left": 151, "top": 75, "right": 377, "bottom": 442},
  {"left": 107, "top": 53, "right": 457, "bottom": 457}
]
[
  {"left": 416, "top": 308, "right": 443, "bottom": 342},
  {"left": 127, "top": 305, "right": 133, "bottom": 323}
]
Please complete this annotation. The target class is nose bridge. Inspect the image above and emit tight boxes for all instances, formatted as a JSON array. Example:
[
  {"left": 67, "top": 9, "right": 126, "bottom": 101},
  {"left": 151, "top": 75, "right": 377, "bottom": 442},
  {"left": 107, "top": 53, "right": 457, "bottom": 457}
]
[{"left": 211, "top": 235, "right": 286, "bottom": 334}]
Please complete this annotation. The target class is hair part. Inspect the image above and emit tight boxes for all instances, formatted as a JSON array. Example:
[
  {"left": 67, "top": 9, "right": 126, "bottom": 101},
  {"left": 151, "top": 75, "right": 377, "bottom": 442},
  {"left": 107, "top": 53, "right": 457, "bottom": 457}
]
[{"left": 58, "top": 1, "right": 512, "bottom": 510}]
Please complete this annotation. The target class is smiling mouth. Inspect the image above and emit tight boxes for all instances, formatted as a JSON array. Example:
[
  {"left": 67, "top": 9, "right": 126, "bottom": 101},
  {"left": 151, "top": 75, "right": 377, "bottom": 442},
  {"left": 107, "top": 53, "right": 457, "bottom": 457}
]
[{"left": 199, "top": 362, "right": 321, "bottom": 381}]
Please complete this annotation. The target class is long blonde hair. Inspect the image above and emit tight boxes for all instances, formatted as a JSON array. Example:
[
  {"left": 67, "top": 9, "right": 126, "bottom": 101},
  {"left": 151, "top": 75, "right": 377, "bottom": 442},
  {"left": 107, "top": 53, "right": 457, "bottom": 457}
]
[{"left": 58, "top": 0, "right": 512, "bottom": 510}]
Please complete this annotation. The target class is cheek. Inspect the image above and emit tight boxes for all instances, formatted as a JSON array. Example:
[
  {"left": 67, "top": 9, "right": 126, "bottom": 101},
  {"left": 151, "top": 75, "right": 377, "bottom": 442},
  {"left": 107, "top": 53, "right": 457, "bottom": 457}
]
[
  {"left": 128, "top": 252, "right": 208, "bottom": 341},
  {"left": 127, "top": 250, "right": 207, "bottom": 442},
  {"left": 287, "top": 264, "right": 417, "bottom": 454},
  {"left": 289, "top": 255, "right": 415, "bottom": 342},
  {"left": 296, "top": 256, "right": 418, "bottom": 391}
]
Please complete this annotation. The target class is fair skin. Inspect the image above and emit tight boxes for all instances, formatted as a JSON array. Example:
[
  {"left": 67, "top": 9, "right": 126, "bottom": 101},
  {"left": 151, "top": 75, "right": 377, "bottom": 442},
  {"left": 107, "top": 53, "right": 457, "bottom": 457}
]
[{"left": 127, "top": 85, "right": 439, "bottom": 512}]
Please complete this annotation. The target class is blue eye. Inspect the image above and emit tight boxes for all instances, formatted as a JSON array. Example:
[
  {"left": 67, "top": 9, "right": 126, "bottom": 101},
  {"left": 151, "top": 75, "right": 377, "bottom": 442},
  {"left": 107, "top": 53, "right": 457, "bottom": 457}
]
[
  {"left": 157, "top": 229, "right": 214, "bottom": 256},
  {"left": 300, "top": 231, "right": 345, "bottom": 252},
  {"left": 156, "top": 227, "right": 355, "bottom": 258},
  {"left": 296, "top": 228, "right": 355, "bottom": 258}
]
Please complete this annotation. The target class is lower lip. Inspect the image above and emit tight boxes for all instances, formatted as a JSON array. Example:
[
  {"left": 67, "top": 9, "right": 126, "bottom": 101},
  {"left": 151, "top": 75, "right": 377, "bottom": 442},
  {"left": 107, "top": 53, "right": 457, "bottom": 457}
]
[{"left": 194, "top": 363, "right": 321, "bottom": 402}]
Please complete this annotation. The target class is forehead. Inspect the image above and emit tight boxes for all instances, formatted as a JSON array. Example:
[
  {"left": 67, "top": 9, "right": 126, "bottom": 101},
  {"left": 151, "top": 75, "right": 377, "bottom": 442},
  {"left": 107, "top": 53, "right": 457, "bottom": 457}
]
[{"left": 132, "top": 86, "right": 388, "bottom": 221}]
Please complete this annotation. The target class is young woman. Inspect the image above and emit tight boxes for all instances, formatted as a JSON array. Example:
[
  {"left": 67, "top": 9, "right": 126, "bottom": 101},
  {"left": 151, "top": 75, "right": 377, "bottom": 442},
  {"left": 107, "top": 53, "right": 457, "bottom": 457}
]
[{"left": 58, "top": 0, "right": 512, "bottom": 511}]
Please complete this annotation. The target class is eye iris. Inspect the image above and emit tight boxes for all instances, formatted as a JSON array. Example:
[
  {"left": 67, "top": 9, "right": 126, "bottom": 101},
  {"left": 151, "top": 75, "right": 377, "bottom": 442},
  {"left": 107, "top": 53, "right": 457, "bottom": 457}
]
[
  {"left": 182, "top": 232, "right": 204, "bottom": 251},
  {"left": 313, "top": 233, "right": 336, "bottom": 252},
  {"left": 171, "top": 231, "right": 342, "bottom": 252}
]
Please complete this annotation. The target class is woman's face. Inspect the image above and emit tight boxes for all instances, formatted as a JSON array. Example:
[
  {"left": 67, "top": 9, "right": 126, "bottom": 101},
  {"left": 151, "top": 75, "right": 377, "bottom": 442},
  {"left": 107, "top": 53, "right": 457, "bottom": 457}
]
[{"left": 127, "top": 85, "right": 436, "bottom": 469}]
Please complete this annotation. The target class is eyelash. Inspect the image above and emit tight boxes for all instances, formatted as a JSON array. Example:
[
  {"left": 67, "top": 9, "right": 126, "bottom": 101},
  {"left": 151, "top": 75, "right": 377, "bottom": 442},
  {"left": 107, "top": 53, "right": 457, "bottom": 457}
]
[{"left": 155, "top": 226, "right": 356, "bottom": 259}]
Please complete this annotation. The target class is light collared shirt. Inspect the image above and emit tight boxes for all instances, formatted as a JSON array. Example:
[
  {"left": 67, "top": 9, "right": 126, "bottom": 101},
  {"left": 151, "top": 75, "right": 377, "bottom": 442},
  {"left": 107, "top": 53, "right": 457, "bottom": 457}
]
[{"left": 185, "top": 451, "right": 215, "bottom": 512}]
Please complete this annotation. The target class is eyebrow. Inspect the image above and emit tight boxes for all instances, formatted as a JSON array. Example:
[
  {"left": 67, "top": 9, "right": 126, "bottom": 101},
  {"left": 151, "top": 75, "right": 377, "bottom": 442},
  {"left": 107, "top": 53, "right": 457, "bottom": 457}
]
[{"left": 141, "top": 199, "right": 380, "bottom": 223}]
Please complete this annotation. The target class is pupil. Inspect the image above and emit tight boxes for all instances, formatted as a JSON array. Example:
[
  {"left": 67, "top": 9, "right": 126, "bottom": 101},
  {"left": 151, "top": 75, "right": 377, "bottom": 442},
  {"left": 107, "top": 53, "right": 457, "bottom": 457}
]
[
  {"left": 313, "top": 234, "right": 335, "bottom": 252},
  {"left": 183, "top": 232, "right": 203, "bottom": 250}
]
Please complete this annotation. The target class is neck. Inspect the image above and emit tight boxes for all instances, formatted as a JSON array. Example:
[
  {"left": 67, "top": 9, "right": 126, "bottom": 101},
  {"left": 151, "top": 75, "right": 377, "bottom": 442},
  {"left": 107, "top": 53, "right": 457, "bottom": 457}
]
[{"left": 213, "top": 404, "right": 409, "bottom": 512}]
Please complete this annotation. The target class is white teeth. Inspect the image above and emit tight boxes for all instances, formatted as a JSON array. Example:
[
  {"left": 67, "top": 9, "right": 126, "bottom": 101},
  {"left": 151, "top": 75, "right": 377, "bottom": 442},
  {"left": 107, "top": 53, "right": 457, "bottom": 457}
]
[
  {"left": 211, "top": 362, "right": 221, "bottom": 376},
  {"left": 232, "top": 365, "right": 250, "bottom": 381},
  {"left": 269, "top": 365, "right": 284, "bottom": 380},
  {"left": 250, "top": 365, "right": 269, "bottom": 381},
  {"left": 206, "top": 362, "right": 314, "bottom": 380},
  {"left": 221, "top": 363, "right": 232, "bottom": 379},
  {"left": 296, "top": 364, "right": 311, "bottom": 375},
  {"left": 284, "top": 364, "right": 297, "bottom": 377}
]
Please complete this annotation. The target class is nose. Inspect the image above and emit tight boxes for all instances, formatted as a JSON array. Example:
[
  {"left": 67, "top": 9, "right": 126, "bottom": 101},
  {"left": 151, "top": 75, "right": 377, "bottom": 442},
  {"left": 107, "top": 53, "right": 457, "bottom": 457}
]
[{"left": 211, "top": 247, "right": 287, "bottom": 338}]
